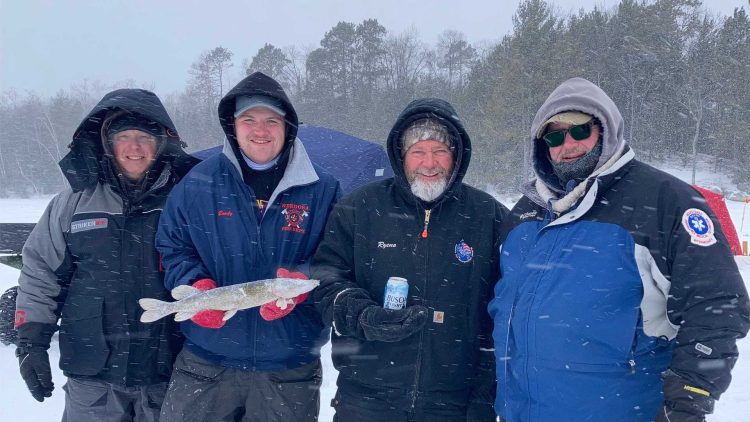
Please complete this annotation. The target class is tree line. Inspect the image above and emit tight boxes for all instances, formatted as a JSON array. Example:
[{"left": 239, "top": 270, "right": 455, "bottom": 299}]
[{"left": 1, "top": 0, "right": 748, "bottom": 197}]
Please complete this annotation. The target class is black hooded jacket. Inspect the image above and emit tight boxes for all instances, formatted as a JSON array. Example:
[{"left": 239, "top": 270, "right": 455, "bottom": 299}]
[
  {"left": 312, "top": 98, "right": 508, "bottom": 416},
  {"left": 16, "top": 89, "right": 199, "bottom": 386}
]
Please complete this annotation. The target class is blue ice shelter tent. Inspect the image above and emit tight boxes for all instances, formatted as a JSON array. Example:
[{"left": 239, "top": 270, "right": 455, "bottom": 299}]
[{"left": 192, "top": 123, "right": 394, "bottom": 195}]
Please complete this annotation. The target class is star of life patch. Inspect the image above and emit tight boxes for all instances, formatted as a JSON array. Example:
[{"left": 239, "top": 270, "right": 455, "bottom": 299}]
[{"left": 681, "top": 208, "right": 716, "bottom": 247}]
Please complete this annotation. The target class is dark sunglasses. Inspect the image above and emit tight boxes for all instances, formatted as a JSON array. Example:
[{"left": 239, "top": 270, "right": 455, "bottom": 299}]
[{"left": 541, "top": 122, "right": 593, "bottom": 147}]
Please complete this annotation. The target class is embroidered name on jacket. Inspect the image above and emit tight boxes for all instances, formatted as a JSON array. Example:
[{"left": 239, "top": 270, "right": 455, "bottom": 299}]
[
  {"left": 281, "top": 203, "right": 309, "bottom": 233},
  {"left": 70, "top": 218, "right": 108, "bottom": 233},
  {"left": 519, "top": 210, "right": 538, "bottom": 220},
  {"left": 378, "top": 241, "right": 397, "bottom": 249}
]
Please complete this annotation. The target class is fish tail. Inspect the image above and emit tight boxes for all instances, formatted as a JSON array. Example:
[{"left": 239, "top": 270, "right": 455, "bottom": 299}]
[{"left": 139, "top": 298, "right": 172, "bottom": 323}]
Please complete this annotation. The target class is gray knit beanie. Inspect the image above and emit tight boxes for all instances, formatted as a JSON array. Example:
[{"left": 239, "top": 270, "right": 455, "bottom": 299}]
[{"left": 401, "top": 118, "right": 454, "bottom": 156}]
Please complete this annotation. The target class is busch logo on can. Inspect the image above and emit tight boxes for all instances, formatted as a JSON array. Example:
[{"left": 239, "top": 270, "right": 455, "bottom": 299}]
[{"left": 384, "top": 277, "right": 409, "bottom": 310}]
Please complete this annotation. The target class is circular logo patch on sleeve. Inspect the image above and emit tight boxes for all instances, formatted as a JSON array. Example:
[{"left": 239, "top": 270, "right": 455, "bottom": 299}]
[
  {"left": 681, "top": 208, "right": 716, "bottom": 247},
  {"left": 454, "top": 240, "right": 474, "bottom": 263}
]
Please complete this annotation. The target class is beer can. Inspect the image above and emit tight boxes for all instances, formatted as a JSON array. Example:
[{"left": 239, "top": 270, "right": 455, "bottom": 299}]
[{"left": 383, "top": 277, "right": 409, "bottom": 310}]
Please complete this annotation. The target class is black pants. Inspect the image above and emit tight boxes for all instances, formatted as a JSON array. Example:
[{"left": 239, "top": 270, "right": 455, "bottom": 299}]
[
  {"left": 331, "top": 390, "right": 468, "bottom": 422},
  {"left": 159, "top": 348, "right": 321, "bottom": 422}
]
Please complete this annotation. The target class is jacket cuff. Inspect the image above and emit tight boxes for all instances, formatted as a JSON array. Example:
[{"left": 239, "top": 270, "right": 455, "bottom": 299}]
[
  {"left": 662, "top": 370, "right": 715, "bottom": 416},
  {"left": 16, "top": 322, "right": 57, "bottom": 349}
]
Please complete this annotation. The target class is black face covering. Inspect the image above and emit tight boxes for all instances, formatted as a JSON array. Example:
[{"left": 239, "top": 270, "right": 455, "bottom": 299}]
[{"left": 550, "top": 140, "right": 603, "bottom": 189}]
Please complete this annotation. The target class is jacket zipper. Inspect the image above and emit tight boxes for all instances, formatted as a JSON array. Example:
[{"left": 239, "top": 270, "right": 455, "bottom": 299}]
[
  {"left": 411, "top": 207, "right": 430, "bottom": 409},
  {"left": 627, "top": 327, "right": 639, "bottom": 374},
  {"left": 420, "top": 209, "right": 431, "bottom": 238}
]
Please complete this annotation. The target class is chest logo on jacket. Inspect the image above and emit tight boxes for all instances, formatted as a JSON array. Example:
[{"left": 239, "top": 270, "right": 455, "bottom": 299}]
[
  {"left": 454, "top": 239, "right": 473, "bottom": 263},
  {"left": 681, "top": 208, "right": 717, "bottom": 246},
  {"left": 281, "top": 202, "right": 309, "bottom": 234},
  {"left": 70, "top": 218, "right": 108, "bottom": 233}
]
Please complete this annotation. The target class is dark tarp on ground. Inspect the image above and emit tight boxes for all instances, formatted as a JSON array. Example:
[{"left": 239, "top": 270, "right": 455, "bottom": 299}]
[
  {"left": 0, "top": 223, "right": 35, "bottom": 257},
  {"left": 192, "top": 123, "right": 393, "bottom": 195}
]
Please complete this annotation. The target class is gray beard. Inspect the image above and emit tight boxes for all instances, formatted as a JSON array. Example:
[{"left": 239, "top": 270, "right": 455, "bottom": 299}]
[{"left": 410, "top": 176, "right": 448, "bottom": 201}]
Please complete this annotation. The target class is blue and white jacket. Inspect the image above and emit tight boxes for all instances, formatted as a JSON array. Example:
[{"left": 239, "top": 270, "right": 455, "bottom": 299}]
[
  {"left": 156, "top": 73, "right": 340, "bottom": 370},
  {"left": 489, "top": 77, "right": 750, "bottom": 421}
]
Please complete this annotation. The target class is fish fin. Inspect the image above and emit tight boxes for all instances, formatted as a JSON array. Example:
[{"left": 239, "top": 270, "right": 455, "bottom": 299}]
[
  {"left": 276, "top": 298, "right": 293, "bottom": 310},
  {"left": 172, "top": 285, "right": 200, "bottom": 300},
  {"left": 223, "top": 309, "right": 238, "bottom": 321},
  {"left": 174, "top": 311, "right": 196, "bottom": 322},
  {"left": 139, "top": 298, "right": 172, "bottom": 323}
]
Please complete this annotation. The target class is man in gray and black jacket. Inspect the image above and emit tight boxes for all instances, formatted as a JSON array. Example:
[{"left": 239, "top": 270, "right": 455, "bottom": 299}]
[{"left": 14, "top": 89, "right": 198, "bottom": 421}]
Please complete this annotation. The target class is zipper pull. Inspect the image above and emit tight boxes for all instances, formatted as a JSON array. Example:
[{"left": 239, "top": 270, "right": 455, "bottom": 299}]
[
  {"left": 421, "top": 209, "right": 431, "bottom": 238},
  {"left": 628, "top": 359, "right": 636, "bottom": 374}
]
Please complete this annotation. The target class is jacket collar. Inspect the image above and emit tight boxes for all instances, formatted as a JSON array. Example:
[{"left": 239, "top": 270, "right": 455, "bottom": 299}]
[{"left": 222, "top": 137, "right": 318, "bottom": 205}]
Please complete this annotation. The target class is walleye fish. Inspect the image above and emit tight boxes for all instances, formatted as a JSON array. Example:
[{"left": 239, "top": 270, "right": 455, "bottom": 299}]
[{"left": 139, "top": 277, "right": 319, "bottom": 323}]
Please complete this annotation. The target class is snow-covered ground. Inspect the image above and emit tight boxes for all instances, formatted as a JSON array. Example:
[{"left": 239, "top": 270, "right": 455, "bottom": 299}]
[{"left": 1, "top": 158, "right": 749, "bottom": 420}]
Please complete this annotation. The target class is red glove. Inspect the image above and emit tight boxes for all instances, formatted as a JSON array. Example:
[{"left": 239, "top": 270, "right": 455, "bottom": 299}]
[
  {"left": 190, "top": 278, "right": 226, "bottom": 329},
  {"left": 259, "top": 268, "right": 309, "bottom": 321}
]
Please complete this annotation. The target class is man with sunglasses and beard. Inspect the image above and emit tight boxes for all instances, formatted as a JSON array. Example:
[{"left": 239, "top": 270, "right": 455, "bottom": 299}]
[
  {"left": 489, "top": 77, "right": 749, "bottom": 422},
  {"left": 312, "top": 98, "right": 508, "bottom": 421}
]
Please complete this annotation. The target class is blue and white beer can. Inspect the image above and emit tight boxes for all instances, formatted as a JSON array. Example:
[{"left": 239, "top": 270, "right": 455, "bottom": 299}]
[{"left": 383, "top": 277, "right": 409, "bottom": 310}]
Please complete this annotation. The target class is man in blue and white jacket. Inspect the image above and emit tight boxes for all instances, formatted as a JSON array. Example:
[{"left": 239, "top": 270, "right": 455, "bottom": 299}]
[
  {"left": 489, "top": 77, "right": 750, "bottom": 422},
  {"left": 156, "top": 72, "right": 340, "bottom": 421}
]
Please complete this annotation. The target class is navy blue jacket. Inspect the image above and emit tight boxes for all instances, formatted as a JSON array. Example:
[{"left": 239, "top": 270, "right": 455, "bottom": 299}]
[{"left": 156, "top": 72, "right": 340, "bottom": 370}]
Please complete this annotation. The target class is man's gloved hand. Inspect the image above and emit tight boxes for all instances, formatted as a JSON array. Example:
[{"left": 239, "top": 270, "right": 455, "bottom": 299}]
[
  {"left": 16, "top": 322, "right": 56, "bottom": 402},
  {"left": 359, "top": 305, "right": 428, "bottom": 342},
  {"left": 655, "top": 370, "right": 714, "bottom": 422},
  {"left": 259, "top": 268, "right": 310, "bottom": 321},
  {"left": 655, "top": 407, "right": 706, "bottom": 422},
  {"left": 190, "top": 278, "right": 226, "bottom": 329}
]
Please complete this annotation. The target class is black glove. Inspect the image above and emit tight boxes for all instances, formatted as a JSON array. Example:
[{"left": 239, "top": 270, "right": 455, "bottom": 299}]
[
  {"left": 359, "top": 305, "right": 428, "bottom": 342},
  {"left": 655, "top": 370, "right": 714, "bottom": 422},
  {"left": 16, "top": 322, "right": 57, "bottom": 402},
  {"left": 654, "top": 407, "right": 706, "bottom": 422},
  {"left": 17, "top": 346, "right": 54, "bottom": 402}
]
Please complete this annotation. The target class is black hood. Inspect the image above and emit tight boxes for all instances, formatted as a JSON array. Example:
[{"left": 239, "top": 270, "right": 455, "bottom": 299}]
[
  {"left": 386, "top": 98, "right": 471, "bottom": 205},
  {"left": 217, "top": 72, "right": 299, "bottom": 164},
  {"left": 60, "top": 88, "right": 198, "bottom": 191}
]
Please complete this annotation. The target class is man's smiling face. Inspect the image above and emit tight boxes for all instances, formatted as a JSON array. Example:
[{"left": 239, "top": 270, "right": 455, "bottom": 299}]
[
  {"left": 111, "top": 129, "right": 157, "bottom": 181},
  {"left": 546, "top": 122, "right": 601, "bottom": 163}
]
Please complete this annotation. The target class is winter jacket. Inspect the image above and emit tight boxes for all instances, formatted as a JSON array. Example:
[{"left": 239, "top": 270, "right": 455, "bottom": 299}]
[
  {"left": 156, "top": 72, "right": 341, "bottom": 370},
  {"left": 312, "top": 98, "right": 507, "bottom": 416},
  {"left": 15, "top": 89, "right": 199, "bottom": 386},
  {"left": 488, "top": 77, "right": 750, "bottom": 422}
]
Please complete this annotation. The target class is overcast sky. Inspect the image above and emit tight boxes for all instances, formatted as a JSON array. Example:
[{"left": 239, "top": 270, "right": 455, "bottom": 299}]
[{"left": 1, "top": 0, "right": 747, "bottom": 98}]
